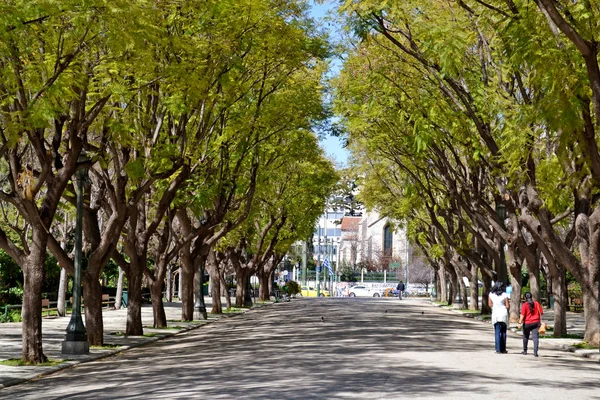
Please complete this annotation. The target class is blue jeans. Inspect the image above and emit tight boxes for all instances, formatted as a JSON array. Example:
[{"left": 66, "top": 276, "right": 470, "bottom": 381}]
[{"left": 494, "top": 322, "right": 507, "bottom": 353}]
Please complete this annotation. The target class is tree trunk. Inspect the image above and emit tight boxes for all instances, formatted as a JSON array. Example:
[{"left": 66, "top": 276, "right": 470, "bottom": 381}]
[
  {"left": 459, "top": 276, "right": 468, "bottom": 309},
  {"left": 528, "top": 261, "right": 541, "bottom": 302},
  {"left": 552, "top": 271, "right": 568, "bottom": 337},
  {"left": 178, "top": 267, "right": 182, "bottom": 300},
  {"left": 481, "top": 273, "right": 492, "bottom": 315},
  {"left": 57, "top": 268, "right": 68, "bottom": 317},
  {"left": 258, "top": 268, "right": 270, "bottom": 301},
  {"left": 21, "top": 249, "right": 48, "bottom": 363},
  {"left": 150, "top": 280, "right": 167, "bottom": 328},
  {"left": 447, "top": 267, "right": 456, "bottom": 306},
  {"left": 180, "top": 249, "right": 195, "bottom": 321},
  {"left": 83, "top": 274, "right": 104, "bottom": 345},
  {"left": 509, "top": 273, "right": 522, "bottom": 324},
  {"left": 125, "top": 254, "right": 144, "bottom": 336},
  {"left": 469, "top": 263, "right": 478, "bottom": 311},
  {"left": 236, "top": 268, "right": 250, "bottom": 307},
  {"left": 437, "top": 267, "right": 446, "bottom": 303},
  {"left": 220, "top": 269, "right": 231, "bottom": 310},
  {"left": 115, "top": 267, "right": 124, "bottom": 310},
  {"left": 210, "top": 267, "right": 222, "bottom": 314},
  {"left": 166, "top": 267, "right": 173, "bottom": 302}
]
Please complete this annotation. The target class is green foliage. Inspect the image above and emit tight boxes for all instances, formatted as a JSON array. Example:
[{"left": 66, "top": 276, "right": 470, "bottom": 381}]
[{"left": 282, "top": 280, "right": 301, "bottom": 296}]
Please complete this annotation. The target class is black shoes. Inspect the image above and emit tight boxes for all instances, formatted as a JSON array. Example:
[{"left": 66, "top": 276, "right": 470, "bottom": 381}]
[{"left": 521, "top": 351, "right": 527, "bottom": 355}]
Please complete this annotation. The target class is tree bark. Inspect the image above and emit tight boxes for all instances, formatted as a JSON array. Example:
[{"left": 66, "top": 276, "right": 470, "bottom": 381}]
[
  {"left": 150, "top": 280, "right": 167, "bottom": 328},
  {"left": 115, "top": 267, "right": 124, "bottom": 310},
  {"left": 437, "top": 267, "right": 447, "bottom": 303},
  {"left": 258, "top": 267, "right": 270, "bottom": 301},
  {"left": 125, "top": 251, "right": 145, "bottom": 336},
  {"left": 469, "top": 263, "right": 479, "bottom": 311},
  {"left": 83, "top": 274, "right": 104, "bottom": 345},
  {"left": 21, "top": 248, "right": 48, "bottom": 363},
  {"left": 57, "top": 268, "right": 68, "bottom": 317}
]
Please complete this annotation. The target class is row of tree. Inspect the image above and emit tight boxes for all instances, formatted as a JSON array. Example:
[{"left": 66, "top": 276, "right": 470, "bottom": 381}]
[
  {"left": 0, "top": 0, "right": 337, "bottom": 363},
  {"left": 334, "top": 0, "right": 600, "bottom": 346}
]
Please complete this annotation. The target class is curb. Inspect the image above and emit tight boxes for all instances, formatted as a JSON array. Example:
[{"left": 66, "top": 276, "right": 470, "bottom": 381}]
[{"left": 429, "top": 301, "right": 600, "bottom": 362}]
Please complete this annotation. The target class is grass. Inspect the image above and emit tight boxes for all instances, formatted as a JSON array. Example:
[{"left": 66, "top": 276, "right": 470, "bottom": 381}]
[
  {"left": 90, "top": 344, "right": 122, "bottom": 349},
  {"left": 572, "top": 342, "right": 599, "bottom": 350},
  {"left": 0, "top": 358, "right": 64, "bottom": 367},
  {"left": 540, "top": 333, "right": 584, "bottom": 339},
  {"left": 148, "top": 325, "right": 185, "bottom": 330}
]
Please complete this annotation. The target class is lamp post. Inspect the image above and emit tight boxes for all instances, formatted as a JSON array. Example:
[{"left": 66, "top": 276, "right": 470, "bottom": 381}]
[
  {"left": 195, "top": 257, "right": 208, "bottom": 320},
  {"left": 495, "top": 203, "right": 508, "bottom": 284},
  {"left": 62, "top": 162, "right": 90, "bottom": 355}
]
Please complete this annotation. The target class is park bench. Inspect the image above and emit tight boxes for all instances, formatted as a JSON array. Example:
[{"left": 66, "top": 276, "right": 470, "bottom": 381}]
[
  {"left": 41, "top": 298, "right": 58, "bottom": 317},
  {"left": 102, "top": 294, "right": 116, "bottom": 309},
  {"left": 570, "top": 297, "right": 584, "bottom": 312}
]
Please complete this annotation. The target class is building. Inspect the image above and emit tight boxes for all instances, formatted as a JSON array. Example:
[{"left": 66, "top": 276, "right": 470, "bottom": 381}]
[{"left": 339, "top": 211, "right": 408, "bottom": 272}]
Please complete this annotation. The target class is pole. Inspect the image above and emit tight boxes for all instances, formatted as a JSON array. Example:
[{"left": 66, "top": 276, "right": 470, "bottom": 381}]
[
  {"left": 62, "top": 166, "right": 89, "bottom": 355},
  {"left": 405, "top": 237, "right": 409, "bottom": 285},
  {"left": 195, "top": 256, "right": 208, "bottom": 320},
  {"left": 302, "top": 241, "right": 307, "bottom": 286}
]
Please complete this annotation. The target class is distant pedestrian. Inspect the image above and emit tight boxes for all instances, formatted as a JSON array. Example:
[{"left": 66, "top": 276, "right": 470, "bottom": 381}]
[
  {"left": 396, "top": 281, "right": 405, "bottom": 300},
  {"left": 488, "top": 281, "right": 510, "bottom": 354},
  {"left": 518, "top": 292, "right": 543, "bottom": 357}
]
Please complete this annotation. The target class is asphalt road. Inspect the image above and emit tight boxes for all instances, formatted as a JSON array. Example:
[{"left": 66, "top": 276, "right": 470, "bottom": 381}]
[{"left": 2, "top": 298, "right": 600, "bottom": 399}]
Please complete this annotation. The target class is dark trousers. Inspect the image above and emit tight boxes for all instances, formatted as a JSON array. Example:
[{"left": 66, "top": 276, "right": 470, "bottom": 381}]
[
  {"left": 523, "top": 323, "right": 540, "bottom": 355},
  {"left": 494, "top": 322, "right": 507, "bottom": 353}
]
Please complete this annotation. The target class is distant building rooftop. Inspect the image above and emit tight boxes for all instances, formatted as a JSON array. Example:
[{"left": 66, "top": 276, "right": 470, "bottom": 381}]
[{"left": 340, "top": 217, "right": 361, "bottom": 231}]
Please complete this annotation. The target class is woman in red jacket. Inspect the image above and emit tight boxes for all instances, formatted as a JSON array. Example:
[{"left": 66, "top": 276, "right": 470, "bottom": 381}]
[{"left": 518, "top": 292, "right": 543, "bottom": 357}]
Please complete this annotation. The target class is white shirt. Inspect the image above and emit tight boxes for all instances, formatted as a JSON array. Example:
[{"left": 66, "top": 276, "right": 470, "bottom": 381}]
[{"left": 489, "top": 292, "right": 509, "bottom": 324}]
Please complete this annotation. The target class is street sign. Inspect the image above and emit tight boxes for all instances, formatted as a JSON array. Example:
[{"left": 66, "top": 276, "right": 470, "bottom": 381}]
[{"left": 389, "top": 262, "right": 401, "bottom": 270}]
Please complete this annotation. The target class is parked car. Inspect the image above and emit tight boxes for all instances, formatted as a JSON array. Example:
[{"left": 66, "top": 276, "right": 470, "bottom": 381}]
[
  {"left": 347, "top": 285, "right": 380, "bottom": 297},
  {"left": 300, "top": 286, "right": 331, "bottom": 297}
]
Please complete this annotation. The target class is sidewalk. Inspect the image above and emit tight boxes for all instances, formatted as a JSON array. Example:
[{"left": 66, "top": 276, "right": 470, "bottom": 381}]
[
  {"left": 432, "top": 301, "right": 600, "bottom": 361},
  {"left": 0, "top": 298, "right": 264, "bottom": 389}
]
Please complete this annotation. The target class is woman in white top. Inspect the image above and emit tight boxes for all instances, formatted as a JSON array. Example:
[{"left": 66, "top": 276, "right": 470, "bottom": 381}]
[{"left": 488, "top": 281, "right": 510, "bottom": 354}]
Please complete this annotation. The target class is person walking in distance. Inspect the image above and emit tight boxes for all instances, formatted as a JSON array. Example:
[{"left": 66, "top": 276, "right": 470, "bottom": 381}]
[
  {"left": 488, "top": 281, "right": 510, "bottom": 354},
  {"left": 396, "top": 281, "right": 405, "bottom": 300},
  {"left": 518, "top": 292, "right": 543, "bottom": 357}
]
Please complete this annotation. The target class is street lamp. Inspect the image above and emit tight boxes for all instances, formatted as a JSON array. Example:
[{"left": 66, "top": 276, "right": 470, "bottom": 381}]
[
  {"left": 195, "top": 257, "right": 208, "bottom": 320},
  {"left": 495, "top": 202, "right": 508, "bottom": 284},
  {"left": 62, "top": 159, "right": 90, "bottom": 355}
]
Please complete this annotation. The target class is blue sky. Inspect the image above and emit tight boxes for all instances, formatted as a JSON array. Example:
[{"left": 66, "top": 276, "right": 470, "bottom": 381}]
[{"left": 309, "top": 0, "right": 349, "bottom": 168}]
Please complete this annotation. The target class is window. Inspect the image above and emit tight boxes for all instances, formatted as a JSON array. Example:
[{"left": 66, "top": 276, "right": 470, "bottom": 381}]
[{"left": 383, "top": 224, "right": 393, "bottom": 256}]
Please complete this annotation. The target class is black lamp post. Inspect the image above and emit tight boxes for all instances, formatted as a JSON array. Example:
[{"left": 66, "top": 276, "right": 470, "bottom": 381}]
[
  {"left": 195, "top": 257, "right": 208, "bottom": 320},
  {"left": 62, "top": 161, "right": 90, "bottom": 355},
  {"left": 495, "top": 202, "right": 508, "bottom": 284}
]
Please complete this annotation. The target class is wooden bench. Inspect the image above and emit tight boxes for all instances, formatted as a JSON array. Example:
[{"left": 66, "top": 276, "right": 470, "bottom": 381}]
[
  {"left": 102, "top": 294, "right": 116, "bottom": 309},
  {"left": 570, "top": 298, "right": 584, "bottom": 312},
  {"left": 41, "top": 298, "right": 58, "bottom": 317}
]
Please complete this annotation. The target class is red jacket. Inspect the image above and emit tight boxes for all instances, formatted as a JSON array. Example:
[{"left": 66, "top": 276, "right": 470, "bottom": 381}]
[{"left": 520, "top": 301, "right": 543, "bottom": 324}]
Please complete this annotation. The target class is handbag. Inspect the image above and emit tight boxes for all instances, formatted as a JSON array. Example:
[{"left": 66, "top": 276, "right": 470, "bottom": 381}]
[{"left": 537, "top": 302, "right": 546, "bottom": 334}]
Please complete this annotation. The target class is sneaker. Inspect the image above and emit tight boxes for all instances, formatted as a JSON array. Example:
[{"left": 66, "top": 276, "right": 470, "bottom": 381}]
[
  {"left": 534, "top": 353, "right": 538, "bottom": 357},
  {"left": 521, "top": 351, "right": 527, "bottom": 355}
]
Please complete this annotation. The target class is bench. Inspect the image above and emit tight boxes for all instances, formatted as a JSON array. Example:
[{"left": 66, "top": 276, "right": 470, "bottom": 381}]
[
  {"left": 102, "top": 294, "right": 116, "bottom": 309},
  {"left": 41, "top": 298, "right": 58, "bottom": 317},
  {"left": 570, "top": 298, "right": 584, "bottom": 312}
]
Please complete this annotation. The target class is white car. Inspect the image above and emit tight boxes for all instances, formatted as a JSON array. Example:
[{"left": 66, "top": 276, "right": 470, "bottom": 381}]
[{"left": 347, "top": 285, "right": 380, "bottom": 297}]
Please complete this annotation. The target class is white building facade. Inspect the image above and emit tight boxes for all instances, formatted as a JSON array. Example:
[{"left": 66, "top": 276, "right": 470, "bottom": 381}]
[{"left": 339, "top": 210, "right": 408, "bottom": 272}]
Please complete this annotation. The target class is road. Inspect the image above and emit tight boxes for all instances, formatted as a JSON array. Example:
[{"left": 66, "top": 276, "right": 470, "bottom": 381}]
[{"left": 2, "top": 298, "right": 600, "bottom": 399}]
